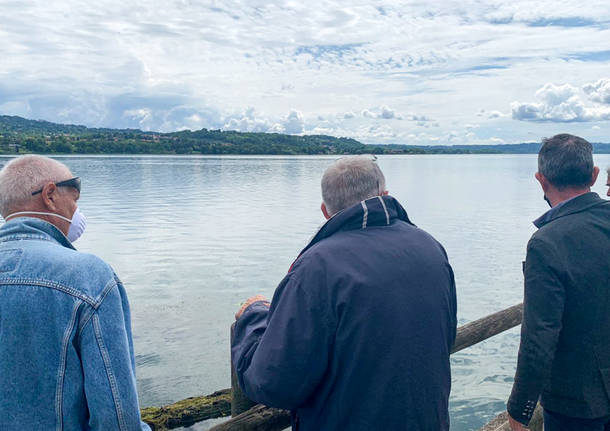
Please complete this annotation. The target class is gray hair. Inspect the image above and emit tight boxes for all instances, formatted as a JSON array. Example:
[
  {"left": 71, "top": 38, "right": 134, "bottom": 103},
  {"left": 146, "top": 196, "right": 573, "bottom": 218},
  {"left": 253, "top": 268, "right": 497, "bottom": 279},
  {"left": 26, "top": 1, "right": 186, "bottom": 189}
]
[
  {"left": 0, "top": 155, "right": 72, "bottom": 216},
  {"left": 321, "top": 155, "right": 386, "bottom": 216},
  {"left": 538, "top": 134, "right": 594, "bottom": 190}
]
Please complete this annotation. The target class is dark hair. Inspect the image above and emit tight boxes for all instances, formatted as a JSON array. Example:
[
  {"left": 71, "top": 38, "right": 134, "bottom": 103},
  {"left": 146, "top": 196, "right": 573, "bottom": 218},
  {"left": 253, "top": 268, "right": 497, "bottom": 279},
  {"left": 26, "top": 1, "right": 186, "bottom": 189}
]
[{"left": 538, "top": 134, "right": 594, "bottom": 189}]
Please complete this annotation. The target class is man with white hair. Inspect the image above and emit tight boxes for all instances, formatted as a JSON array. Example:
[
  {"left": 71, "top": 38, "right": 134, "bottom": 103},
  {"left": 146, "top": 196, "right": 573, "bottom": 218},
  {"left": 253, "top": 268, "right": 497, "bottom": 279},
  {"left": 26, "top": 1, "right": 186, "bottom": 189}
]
[
  {"left": 232, "top": 155, "right": 457, "bottom": 430},
  {"left": 0, "top": 155, "right": 150, "bottom": 430}
]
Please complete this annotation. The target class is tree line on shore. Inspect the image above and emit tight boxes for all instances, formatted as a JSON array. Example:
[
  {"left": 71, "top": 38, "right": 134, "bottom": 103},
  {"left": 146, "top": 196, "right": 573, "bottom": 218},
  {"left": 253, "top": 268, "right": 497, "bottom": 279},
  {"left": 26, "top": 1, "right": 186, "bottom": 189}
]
[{"left": 1, "top": 115, "right": 609, "bottom": 155}]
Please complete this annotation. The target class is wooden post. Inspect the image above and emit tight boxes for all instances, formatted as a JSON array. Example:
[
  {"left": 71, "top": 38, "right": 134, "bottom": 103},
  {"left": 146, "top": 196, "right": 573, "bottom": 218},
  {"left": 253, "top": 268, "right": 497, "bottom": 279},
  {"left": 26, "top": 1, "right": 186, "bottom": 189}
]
[{"left": 231, "top": 322, "right": 257, "bottom": 417}]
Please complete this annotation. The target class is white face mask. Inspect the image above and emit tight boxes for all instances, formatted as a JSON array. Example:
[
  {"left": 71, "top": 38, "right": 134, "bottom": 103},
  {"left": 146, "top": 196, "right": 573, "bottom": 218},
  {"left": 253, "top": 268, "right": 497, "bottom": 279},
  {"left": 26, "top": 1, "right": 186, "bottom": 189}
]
[
  {"left": 66, "top": 207, "right": 87, "bottom": 242},
  {"left": 4, "top": 207, "right": 87, "bottom": 242}
]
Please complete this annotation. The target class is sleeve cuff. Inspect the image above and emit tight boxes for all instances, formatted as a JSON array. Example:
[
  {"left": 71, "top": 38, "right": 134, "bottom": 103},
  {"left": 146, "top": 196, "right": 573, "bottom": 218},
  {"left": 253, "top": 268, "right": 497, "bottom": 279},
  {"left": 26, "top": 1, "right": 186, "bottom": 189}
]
[{"left": 507, "top": 398, "right": 537, "bottom": 426}]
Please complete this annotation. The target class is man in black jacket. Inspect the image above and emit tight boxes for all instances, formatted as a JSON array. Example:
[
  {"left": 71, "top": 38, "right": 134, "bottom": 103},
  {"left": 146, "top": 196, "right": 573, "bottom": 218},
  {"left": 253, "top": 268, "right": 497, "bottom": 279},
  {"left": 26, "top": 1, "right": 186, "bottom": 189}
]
[
  {"left": 508, "top": 134, "right": 610, "bottom": 431},
  {"left": 232, "top": 155, "right": 457, "bottom": 430}
]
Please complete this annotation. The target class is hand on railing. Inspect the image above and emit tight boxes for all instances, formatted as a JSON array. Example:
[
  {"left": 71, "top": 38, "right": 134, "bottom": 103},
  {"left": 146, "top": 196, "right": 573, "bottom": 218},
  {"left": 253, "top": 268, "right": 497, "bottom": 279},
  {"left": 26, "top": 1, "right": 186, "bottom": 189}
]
[
  {"left": 508, "top": 413, "right": 529, "bottom": 430},
  {"left": 235, "top": 295, "right": 270, "bottom": 320}
]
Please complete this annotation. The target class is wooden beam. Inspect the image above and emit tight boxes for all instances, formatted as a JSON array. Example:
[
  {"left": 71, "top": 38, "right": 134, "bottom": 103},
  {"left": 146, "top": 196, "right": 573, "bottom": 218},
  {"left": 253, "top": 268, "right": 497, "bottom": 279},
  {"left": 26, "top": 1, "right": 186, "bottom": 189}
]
[
  {"left": 452, "top": 303, "right": 523, "bottom": 353},
  {"left": 209, "top": 404, "right": 291, "bottom": 431},
  {"left": 144, "top": 303, "right": 526, "bottom": 430}
]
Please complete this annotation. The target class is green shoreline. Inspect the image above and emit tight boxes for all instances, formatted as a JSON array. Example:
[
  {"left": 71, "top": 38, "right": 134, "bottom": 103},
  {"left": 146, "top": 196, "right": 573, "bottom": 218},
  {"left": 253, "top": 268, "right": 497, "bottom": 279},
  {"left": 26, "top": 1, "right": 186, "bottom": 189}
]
[{"left": 2, "top": 115, "right": 609, "bottom": 155}]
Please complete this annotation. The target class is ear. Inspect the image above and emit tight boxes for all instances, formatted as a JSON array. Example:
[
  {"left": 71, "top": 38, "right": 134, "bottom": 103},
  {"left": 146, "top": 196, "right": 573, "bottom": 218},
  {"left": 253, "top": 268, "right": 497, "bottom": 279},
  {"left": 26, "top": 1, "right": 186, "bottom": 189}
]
[
  {"left": 321, "top": 202, "right": 331, "bottom": 220},
  {"left": 590, "top": 166, "right": 600, "bottom": 187},
  {"left": 535, "top": 172, "right": 549, "bottom": 192},
  {"left": 41, "top": 183, "right": 59, "bottom": 211}
]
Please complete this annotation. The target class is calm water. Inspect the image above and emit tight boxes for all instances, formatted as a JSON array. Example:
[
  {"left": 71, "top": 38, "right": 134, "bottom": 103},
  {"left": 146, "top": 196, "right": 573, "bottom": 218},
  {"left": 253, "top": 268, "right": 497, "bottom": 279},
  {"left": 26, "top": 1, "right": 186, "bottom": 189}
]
[{"left": 2, "top": 154, "right": 610, "bottom": 430}]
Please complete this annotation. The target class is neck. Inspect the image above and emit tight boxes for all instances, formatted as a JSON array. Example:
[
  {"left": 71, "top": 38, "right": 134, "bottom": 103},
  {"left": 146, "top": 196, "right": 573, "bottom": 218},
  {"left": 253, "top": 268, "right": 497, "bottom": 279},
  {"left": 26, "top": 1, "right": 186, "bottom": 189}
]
[{"left": 548, "top": 187, "right": 590, "bottom": 207}]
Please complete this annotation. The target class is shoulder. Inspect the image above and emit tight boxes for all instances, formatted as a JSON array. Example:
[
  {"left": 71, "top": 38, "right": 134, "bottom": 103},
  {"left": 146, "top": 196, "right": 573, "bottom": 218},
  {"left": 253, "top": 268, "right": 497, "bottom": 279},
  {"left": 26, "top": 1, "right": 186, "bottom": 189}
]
[
  {"left": 40, "top": 246, "right": 119, "bottom": 303},
  {"left": 296, "top": 221, "right": 448, "bottom": 269},
  {"left": 73, "top": 250, "right": 114, "bottom": 272},
  {"left": 287, "top": 248, "right": 323, "bottom": 279},
  {"left": 527, "top": 230, "right": 558, "bottom": 256},
  {"left": 533, "top": 208, "right": 589, "bottom": 243},
  {"left": 68, "top": 250, "right": 118, "bottom": 297},
  {"left": 280, "top": 249, "right": 332, "bottom": 299}
]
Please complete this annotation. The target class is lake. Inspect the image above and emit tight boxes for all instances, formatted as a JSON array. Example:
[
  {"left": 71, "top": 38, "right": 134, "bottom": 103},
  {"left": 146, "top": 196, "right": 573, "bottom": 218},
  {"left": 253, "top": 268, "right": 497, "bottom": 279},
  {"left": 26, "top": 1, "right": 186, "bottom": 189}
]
[{"left": 2, "top": 154, "right": 609, "bottom": 430}]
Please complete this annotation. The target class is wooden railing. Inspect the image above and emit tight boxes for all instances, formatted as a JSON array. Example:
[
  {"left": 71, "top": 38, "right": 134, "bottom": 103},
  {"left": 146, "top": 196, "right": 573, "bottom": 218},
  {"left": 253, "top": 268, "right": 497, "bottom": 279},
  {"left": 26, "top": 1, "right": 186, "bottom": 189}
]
[{"left": 141, "top": 302, "right": 543, "bottom": 431}]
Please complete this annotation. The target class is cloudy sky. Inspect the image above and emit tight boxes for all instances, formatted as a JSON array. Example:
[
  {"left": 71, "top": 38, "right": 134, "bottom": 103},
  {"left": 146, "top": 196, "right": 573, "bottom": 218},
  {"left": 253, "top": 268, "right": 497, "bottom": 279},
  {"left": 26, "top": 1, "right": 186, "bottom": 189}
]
[{"left": 1, "top": 0, "right": 610, "bottom": 145}]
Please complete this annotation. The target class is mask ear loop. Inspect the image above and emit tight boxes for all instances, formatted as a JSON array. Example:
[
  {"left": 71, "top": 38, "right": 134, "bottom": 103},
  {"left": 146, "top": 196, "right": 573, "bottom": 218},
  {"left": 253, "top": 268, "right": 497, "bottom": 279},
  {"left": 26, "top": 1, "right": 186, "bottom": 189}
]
[{"left": 4, "top": 211, "right": 73, "bottom": 224}]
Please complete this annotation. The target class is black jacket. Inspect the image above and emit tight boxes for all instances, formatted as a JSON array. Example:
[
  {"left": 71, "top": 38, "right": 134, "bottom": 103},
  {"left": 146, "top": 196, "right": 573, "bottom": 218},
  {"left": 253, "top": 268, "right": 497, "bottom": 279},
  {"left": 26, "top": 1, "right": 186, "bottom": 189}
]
[
  {"left": 508, "top": 192, "right": 610, "bottom": 423},
  {"left": 232, "top": 196, "right": 457, "bottom": 430}
]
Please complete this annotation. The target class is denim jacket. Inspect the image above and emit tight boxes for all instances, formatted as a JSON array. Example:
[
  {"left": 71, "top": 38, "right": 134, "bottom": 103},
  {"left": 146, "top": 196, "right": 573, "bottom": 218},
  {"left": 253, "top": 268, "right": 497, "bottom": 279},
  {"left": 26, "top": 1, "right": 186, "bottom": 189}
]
[{"left": 0, "top": 218, "right": 150, "bottom": 431}]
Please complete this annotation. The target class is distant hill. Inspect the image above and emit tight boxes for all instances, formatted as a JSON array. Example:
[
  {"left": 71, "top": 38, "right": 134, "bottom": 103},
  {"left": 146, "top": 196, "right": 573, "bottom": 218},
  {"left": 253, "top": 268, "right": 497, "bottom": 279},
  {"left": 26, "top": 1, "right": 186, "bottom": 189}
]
[
  {"left": 382, "top": 142, "right": 610, "bottom": 154},
  {"left": 1, "top": 115, "right": 609, "bottom": 155},
  {"left": 0, "top": 115, "right": 370, "bottom": 155}
]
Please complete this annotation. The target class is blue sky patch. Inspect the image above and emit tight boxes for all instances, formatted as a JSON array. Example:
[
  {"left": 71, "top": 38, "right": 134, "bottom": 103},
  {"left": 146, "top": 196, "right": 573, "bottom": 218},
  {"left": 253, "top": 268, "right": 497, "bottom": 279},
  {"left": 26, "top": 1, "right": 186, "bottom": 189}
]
[
  {"left": 565, "top": 50, "right": 610, "bottom": 62},
  {"left": 527, "top": 17, "right": 598, "bottom": 27}
]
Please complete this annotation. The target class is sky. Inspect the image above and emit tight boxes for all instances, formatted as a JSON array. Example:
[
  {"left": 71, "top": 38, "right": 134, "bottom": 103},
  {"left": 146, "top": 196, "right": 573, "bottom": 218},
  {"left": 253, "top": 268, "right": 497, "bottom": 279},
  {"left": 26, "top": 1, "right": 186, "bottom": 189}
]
[{"left": 1, "top": 0, "right": 610, "bottom": 145}]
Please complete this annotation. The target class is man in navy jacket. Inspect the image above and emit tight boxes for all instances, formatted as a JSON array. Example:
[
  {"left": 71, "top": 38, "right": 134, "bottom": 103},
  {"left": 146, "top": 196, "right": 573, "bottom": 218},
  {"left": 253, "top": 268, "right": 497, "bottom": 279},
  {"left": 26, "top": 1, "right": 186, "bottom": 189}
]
[{"left": 232, "top": 155, "right": 457, "bottom": 430}]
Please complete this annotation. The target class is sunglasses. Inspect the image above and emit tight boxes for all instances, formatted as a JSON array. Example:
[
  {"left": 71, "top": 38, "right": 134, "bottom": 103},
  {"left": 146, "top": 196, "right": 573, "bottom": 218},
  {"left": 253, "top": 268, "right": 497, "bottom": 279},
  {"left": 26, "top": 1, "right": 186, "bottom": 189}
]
[{"left": 32, "top": 177, "right": 81, "bottom": 196}]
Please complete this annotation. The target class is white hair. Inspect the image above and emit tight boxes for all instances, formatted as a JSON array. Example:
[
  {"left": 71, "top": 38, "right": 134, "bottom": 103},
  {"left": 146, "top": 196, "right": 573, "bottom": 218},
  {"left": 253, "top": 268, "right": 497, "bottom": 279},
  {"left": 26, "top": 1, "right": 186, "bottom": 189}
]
[
  {"left": 321, "top": 155, "right": 386, "bottom": 216},
  {"left": 0, "top": 155, "right": 72, "bottom": 216}
]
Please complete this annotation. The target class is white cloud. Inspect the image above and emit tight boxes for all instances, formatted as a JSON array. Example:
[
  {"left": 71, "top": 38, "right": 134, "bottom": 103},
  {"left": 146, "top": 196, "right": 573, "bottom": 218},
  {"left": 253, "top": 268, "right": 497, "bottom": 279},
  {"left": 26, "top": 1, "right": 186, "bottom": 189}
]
[
  {"left": 1, "top": 1, "right": 610, "bottom": 144},
  {"left": 487, "top": 110, "right": 505, "bottom": 119},
  {"left": 355, "top": 106, "right": 404, "bottom": 120},
  {"left": 123, "top": 108, "right": 154, "bottom": 130},
  {"left": 537, "top": 83, "right": 577, "bottom": 106},
  {"left": 380, "top": 105, "right": 395, "bottom": 119},
  {"left": 282, "top": 110, "right": 305, "bottom": 134},
  {"left": 222, "top": 107, "right": 274, "bottom": 133},
  {"left": 0, "top": 100, "right": 32, "bottom": 118},
  {"left": 583, "top": 78, "right": 610, "bottom": 104},
  {"left": 220, "top": 108, "right": 307, "bottom": 135},
  {"left": 447, "top": 131, "right": 460, "bottom": 142},
  {"left": 511, "top": 83, "right": 610, "bottom": 122},
  {"left": 408, "top": 114, "right": 434, "bottom": 122},
  {"left": 362, "top": 109, "right": 376, "bottom": 119}
]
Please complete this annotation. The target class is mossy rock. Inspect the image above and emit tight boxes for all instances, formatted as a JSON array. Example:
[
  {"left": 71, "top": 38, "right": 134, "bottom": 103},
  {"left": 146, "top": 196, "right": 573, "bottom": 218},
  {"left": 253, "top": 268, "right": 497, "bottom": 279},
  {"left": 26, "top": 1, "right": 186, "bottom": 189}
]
[{"left": 141, "top": 389, "right": 231, "bottom": 430}]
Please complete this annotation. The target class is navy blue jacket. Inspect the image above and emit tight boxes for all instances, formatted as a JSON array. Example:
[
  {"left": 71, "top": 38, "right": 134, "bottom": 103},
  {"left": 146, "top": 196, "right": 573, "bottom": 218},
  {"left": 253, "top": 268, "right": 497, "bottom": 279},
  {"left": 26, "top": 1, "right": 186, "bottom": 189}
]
[{"left": 232, "top": 195, "right": 457, "bottom": 430}]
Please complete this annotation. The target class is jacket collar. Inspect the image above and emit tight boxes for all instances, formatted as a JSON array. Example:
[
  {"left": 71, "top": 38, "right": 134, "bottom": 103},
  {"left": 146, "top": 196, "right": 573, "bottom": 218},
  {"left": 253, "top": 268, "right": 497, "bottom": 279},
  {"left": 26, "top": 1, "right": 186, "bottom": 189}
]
[
  {"left": 297, "top": 195, "right": 414, "bottom": 259},
  {"left": 0, "top": 217, "right": 75, "bottom": 250},
  {"left": 533, "top": 192, "right": 608, "bottom": 228}
]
